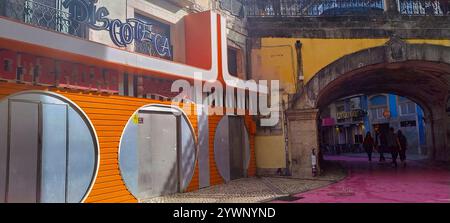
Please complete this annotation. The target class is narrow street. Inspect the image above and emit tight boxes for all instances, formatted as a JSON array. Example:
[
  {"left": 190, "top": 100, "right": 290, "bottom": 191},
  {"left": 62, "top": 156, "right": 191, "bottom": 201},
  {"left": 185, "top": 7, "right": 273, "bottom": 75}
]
[{"left": 274, "top": 155, "right": 450, "bottom": 203}]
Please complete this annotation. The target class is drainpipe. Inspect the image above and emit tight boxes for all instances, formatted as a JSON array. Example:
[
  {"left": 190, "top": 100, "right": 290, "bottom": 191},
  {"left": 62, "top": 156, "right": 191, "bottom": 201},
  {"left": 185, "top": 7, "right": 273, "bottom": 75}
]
[
  {"left": 288, "top": 40, "right": 304, "bottom": 109},
  {"left": 295, "top": 40, "right": 304, "bottom": 91},
  {"left": 282, "top": 99, "right": 291, "bottom": 176}
]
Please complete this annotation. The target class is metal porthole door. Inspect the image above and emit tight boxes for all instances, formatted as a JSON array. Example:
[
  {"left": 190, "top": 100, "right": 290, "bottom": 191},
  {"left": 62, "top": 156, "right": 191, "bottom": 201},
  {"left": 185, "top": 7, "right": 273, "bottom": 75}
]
[
  {"left": 214, "top": 116, "right": 250, "bottom": 183},
  {"left": 119, "top": 105, "right": 197, "bottom": 200},
  {"left": 0, "top": 92, "right": 98, "bottom": 203}
]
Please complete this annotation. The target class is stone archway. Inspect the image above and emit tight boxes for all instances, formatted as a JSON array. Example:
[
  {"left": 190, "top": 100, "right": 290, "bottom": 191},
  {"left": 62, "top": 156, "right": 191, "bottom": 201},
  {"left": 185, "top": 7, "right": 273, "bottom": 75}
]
[{"left": 287, "top": 39, "right": 450, "bottom": 178}]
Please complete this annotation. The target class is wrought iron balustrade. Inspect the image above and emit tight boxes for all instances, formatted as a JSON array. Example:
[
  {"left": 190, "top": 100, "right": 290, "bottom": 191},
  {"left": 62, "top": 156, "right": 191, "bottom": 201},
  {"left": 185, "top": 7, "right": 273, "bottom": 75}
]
[
  {"left": 244, "top": 0, "right": 449, "bottom": 16},
  {"left": 399, "top": 0, "right": 448, "bottom": 15},
  {"left": 1, "top": 0, "right": 87, "bottom": 38},
  {"left": 244, "top": 0, "right": 385, "bottom": 17}
]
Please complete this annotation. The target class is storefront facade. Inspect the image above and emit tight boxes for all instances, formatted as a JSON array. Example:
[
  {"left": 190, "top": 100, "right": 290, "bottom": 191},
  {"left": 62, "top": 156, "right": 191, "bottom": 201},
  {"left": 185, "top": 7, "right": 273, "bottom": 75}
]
[
  {"left": 320, "top": 94, "right": 426, "bottom": 155},
  {"left": 0, "top": 0, "right": 257, "bottom": 203}
]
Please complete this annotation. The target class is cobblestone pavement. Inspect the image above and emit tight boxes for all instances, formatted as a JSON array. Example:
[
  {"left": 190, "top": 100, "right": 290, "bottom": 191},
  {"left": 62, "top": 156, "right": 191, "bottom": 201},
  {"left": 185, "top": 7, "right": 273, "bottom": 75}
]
[{"left": 142, "top": 161, "right": 347, "bottom": 203}]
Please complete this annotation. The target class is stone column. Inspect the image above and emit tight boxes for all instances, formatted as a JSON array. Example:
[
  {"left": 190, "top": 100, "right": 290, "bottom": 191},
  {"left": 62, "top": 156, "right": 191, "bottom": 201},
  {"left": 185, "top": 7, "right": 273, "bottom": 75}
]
[
  {"left": 286, "top": 109, "right": 320, "bottom": 178},
  {"left": 429, "top": 105, "right": 450, "bottom": 161}
]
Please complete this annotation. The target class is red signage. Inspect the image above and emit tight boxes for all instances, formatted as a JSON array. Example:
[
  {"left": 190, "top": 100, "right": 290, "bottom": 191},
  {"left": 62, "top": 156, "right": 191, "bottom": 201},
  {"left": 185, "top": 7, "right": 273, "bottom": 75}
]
[
  {"left": 322, "top": 117, "right": 335, "bottom": 127},
  {"left": 0, "top": 49, "right": 119, "bottom": 93}
]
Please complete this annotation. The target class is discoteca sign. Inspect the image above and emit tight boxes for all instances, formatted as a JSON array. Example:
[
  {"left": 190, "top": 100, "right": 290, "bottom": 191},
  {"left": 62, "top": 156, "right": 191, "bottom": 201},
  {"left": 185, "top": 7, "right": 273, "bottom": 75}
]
[{"left": 62, "top": 0, "right": 172, "bottom": 58}]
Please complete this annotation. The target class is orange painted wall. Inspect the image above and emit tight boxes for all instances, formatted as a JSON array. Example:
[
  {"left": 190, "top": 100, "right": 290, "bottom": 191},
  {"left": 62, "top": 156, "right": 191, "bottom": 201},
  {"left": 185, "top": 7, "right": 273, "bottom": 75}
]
[
  {"left": 245, "top": 115, "right": 257, "bottom": 177},
  {"left": 208, "top": 114, "right": 257, "bottom": 184},
  {"left": 0, "top": 82, "right": 200, "bottom": 203},
  {"left": 208, "top": 115, "right": 225, "bottom": 186},
  {"left": 0, "top": 82, "right": 257, "bottom": 202}
]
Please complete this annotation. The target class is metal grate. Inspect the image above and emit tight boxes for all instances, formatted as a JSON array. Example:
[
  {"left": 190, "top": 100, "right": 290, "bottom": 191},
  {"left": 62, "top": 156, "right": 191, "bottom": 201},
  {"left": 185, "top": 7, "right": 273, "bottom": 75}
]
[
  {"left": 399, "top": 0, "right": 447, "bottom": 15},
  {"left": 220, "top": 0, "right": 245, "bottom": 17},
  {"left": 244, "top": 0, "right": 385, "bottom": 17},
  {"left": 1, "top": 0, "right": 87, "bottom": 38}
]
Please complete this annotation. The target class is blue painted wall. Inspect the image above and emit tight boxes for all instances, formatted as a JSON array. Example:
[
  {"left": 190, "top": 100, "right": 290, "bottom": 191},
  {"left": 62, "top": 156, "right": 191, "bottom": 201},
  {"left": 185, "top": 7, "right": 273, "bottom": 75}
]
[
  {"left": 388, "top": 94, "right": 398, "bottom": 118},
  {"left": 417, "top": 106, "right": 426, "bottom": 145},
  {"left": 361, "top": 95, "right": 371, "bottom": 134},
  {"left": 370, "top": 95, "right": 387, "bottom": 106}
]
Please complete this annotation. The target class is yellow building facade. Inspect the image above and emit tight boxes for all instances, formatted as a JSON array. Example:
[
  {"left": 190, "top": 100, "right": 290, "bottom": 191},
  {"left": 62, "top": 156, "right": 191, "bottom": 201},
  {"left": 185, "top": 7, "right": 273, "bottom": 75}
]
[{"left": 253, "top": 37, "right": 450, "bottom": 171}]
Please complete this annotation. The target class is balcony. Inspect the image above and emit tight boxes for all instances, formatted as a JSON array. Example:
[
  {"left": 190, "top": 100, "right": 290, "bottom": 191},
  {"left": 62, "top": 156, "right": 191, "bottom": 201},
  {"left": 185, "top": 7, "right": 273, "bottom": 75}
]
[
  {"left": 244, "top": 0, "right": 449, "bottom": 17},
  {"left": 0, "top": 0, "right": 87, "bottom": 38},
  {"left": 399, "top": 0, "right": 448, "bottom": 15},
  {"left": 167, "top": 0, "right": 196, "bottom": 8}
]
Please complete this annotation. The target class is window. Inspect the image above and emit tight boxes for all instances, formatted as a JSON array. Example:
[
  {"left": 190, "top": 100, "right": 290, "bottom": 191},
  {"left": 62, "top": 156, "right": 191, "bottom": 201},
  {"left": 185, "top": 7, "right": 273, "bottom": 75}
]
[
  {"left": 134, "top": 13, "right": 172, "bottom": 60},
  {"left": 349, "top": 97, "right": 361, "bottom": 110},
  {"left": 336, "top": 104, "right": 345, "bottom": 113},
  {"left": 399, "top": 102, "right": 416, "bottom": 115},
  {"left": 228, "top": 47, "right": 239, "bottom": 77},
  {"left": 371, "top": 107, "right": 388, "bottom": 120},
  {"left": 219, "top": 0, "right": 244, "bottom": 17}
]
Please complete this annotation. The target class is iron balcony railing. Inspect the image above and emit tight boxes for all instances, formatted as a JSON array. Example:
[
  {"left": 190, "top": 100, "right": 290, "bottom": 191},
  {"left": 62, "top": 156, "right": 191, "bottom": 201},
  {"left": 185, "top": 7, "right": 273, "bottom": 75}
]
[
  {"left": 1, "top": 0, "right": 87, "bottom": 38},
  {"left": 244, "top": 0, "right": 385, "bottom": 17},
  {"left": 399, "top": 0, "right": 448, "bottom": 15},
  {"left": 244, "top": 0, "right": 449, "bottom": 16}
]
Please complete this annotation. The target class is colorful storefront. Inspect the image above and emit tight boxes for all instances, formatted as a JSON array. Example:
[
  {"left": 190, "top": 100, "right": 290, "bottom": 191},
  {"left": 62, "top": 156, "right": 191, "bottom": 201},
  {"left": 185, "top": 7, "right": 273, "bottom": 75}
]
[{"left": 0, "top": 6, "right": 257, "bottom": 203}]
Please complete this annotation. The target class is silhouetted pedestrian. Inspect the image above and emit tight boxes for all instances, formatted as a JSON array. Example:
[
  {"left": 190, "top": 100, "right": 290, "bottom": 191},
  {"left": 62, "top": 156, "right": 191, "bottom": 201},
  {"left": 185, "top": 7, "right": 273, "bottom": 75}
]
[
  {"left": 363, "top": 132, "right": 375, "bottom": 162},
  {"left": 375, "top": 130, "right": 386, "bottom": 162},
  {"left": 397, "top": 130, "right": 408, "bottom": 167},
  {"left": 387, "top": 127, "right": 399, "bottom": 168}
]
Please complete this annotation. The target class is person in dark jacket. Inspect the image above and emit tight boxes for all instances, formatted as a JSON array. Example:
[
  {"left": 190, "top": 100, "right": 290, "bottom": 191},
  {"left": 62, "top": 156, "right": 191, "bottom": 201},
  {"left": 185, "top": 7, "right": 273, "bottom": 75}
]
[
  {"left": 387, "top": 127, "right": 399, "bottom": 168},
  {"left": 363, "top": 132, "right": 375, "bottom": 162},
  {"left": 397, "top": 130, "right": 408, "bottom": 167},
  {"left": 375, "top": 129, "right": 386, "bottom": 162}
]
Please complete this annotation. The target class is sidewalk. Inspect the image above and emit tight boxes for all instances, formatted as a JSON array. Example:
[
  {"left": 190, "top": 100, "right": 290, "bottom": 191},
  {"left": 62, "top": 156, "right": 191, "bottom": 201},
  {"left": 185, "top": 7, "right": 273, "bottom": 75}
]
[{"left": 142, "top": 161, "right": 347, "bottom": 203}]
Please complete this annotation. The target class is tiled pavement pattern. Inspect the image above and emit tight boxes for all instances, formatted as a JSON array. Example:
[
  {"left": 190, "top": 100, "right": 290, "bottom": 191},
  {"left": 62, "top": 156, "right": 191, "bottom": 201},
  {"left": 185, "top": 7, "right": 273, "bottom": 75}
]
[{"left": 142, "top": 161, "right": 347, "bottom": 203}]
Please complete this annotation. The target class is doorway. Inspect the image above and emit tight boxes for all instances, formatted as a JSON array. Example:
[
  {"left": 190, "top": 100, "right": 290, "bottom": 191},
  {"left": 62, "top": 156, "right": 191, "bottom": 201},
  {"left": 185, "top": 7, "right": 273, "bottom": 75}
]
[
  {"left": 137, "top": 110, "right": 180, "bottom": 198},
  {"left": 119, "top": 105, "right": 197, "bottom": 200},
  {"left": 214, "top": 116, "right": 250, "bottom": 182},
  {"left": 0, "top": 92, "right": 97, "bottom": 203}
]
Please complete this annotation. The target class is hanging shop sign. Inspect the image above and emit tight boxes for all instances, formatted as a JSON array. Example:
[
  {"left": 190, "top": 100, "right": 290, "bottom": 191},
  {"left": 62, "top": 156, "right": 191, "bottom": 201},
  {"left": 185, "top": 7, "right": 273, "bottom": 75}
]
[
  {"left": 336, "top": 109, "right": 367, "bottom": 120},
  {"left": 62, "top": 0, "right": 172, "bottom": 58},
  {"left": 0, "top": 49, "right": 119, "bottom": 93},
  {"left": 321, "top": 117, "right": 335, "bottom": 127},
  {"left": 400, "top": 120, "right": 416, "bottom": 127}
]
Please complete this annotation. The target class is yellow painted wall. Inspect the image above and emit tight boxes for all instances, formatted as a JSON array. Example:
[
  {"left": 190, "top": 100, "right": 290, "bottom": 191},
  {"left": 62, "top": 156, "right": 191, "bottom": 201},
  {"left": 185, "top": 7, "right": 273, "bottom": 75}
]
[
  {"left": 251, "top": 43, "right": 298, "bottom": 94},
  {"left": 255, "top": 135, "right": 286, "bottom": 168},
  {"left": 252, "top": 38, "right": 450, "bottom": 170},
  {"left": 252, "top": 38, "right": 450, "bottom": 88},
  {"left": 406, "top": 39, "right": 450, "bottom": 46},
  {"left": 299, "top": 38, "right": 388, "bottom": 82}
]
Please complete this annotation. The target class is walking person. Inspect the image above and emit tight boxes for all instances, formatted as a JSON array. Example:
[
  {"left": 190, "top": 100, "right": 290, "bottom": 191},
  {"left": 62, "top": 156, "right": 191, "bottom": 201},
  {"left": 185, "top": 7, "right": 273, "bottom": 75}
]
[
  {"left": 397, "top": 130, "right": 408, "bottom": 167},
  {"left": 387, "top": 127, "right": 399, "bottom": 168},
  {"left": 375, "top": 129, "right": 386, "bottom": 162},
  {"left": 363, "top": 132, "right": 375, "bottom": 162}
]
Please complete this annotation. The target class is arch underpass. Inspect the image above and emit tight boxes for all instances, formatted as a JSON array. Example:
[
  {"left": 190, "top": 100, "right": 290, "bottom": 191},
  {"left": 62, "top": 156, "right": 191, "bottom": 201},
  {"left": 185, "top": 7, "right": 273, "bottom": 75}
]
[{"left": 287, "top": 39, "right": 450, "bottom": 177}]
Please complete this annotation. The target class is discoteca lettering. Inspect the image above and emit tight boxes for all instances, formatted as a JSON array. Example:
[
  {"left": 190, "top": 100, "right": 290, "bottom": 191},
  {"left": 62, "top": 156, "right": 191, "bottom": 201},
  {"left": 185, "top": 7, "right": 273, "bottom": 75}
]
[{"left": 62, "top": 0, "right": 171, "bottom": 57}]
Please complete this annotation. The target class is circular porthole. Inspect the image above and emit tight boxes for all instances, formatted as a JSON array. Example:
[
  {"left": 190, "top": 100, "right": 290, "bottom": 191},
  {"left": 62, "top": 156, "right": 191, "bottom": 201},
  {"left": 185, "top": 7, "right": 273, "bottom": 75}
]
[
  {"left": 0, "top": 91, "right": 98, "bottom": 203},
  {"left": 119, "top": 105, "right": 197, "bottom": 200},
  {"left": 214, "top": 116, "right": 250, "bottom": 182}
]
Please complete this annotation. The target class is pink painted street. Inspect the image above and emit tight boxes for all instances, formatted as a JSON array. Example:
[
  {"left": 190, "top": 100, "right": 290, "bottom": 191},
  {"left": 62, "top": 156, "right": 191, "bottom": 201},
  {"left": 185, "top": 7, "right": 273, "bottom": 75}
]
[{"left": 275, "top": 155, "right": 450, "bottom": 203}]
